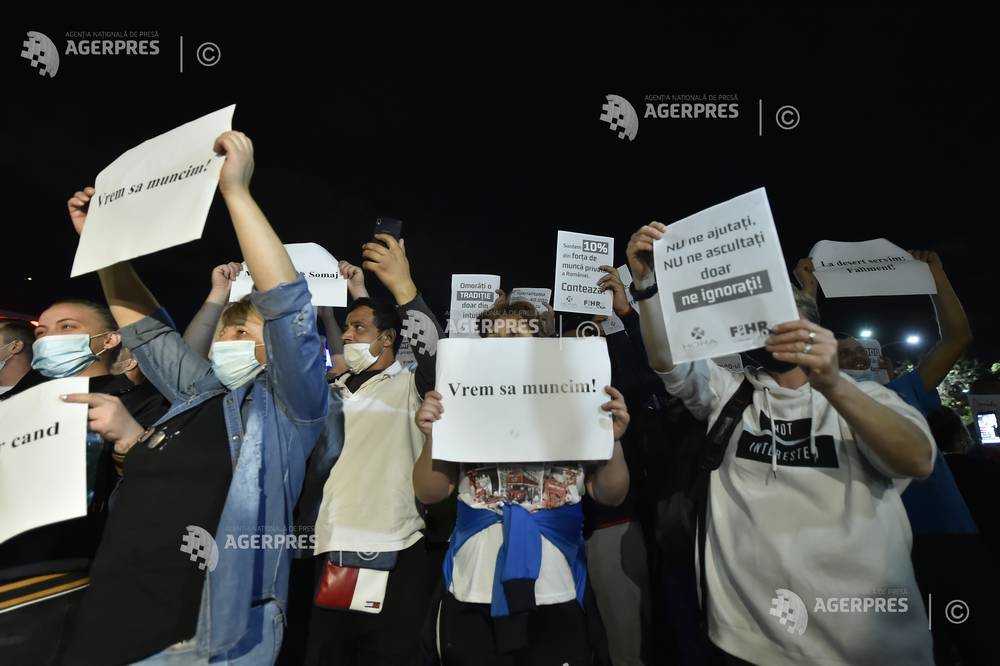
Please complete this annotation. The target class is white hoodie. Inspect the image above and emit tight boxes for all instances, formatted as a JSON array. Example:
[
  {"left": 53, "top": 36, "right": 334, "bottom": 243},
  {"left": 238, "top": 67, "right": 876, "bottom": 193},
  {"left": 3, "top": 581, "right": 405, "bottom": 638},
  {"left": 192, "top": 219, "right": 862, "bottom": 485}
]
[{"left": 660, "top": 359, "right": 935, "bottom": 666}]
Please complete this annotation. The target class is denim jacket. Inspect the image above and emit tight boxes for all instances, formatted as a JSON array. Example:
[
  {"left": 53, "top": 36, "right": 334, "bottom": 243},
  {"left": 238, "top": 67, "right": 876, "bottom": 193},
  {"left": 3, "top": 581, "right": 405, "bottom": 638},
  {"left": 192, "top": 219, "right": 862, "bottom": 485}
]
[{"left": 119, "top": 274, "right": 328, "bottom": 658}]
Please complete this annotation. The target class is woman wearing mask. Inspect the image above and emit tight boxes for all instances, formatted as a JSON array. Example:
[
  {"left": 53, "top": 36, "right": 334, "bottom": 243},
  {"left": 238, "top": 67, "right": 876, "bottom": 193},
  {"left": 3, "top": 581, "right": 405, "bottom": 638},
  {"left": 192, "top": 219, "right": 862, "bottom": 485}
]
[{"left": 59, "top": 131, "right": 329, "bottom": 665}]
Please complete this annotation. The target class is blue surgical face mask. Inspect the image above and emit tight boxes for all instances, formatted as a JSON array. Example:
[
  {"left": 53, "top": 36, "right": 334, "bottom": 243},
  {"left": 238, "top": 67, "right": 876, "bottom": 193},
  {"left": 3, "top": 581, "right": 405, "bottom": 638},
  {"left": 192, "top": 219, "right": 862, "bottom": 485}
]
[
  {"left": 31, "top": 332, "right": 110, "bottom": 378},
  {"left": 210, "top": 340, "right": 265, "bottom": 389}
]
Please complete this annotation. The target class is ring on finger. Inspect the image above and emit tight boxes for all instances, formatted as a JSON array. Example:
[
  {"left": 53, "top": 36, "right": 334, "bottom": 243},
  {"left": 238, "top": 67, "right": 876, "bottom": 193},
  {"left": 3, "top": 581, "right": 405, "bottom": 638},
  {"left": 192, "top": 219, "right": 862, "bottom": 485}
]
[
  {"left": 803, "top": 343, "right": 813, "bottom": 354},
  {"left": 808, "top": 331, "right": 816, "bottom": 342}
]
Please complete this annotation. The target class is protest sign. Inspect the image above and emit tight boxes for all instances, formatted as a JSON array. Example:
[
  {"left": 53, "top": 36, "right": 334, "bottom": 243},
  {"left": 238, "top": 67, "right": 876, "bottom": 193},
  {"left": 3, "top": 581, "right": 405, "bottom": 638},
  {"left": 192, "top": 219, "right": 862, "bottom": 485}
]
[
  {"left": 71, "top": 105, "right": 236, "bottom": 277},
  {"left": 809, "top": 239, "right": 937, "bottom": 297},
  {"left": 554, "top": 231, "right": 614, "bottom": 316},
  {"left": 229, "top": 243, "right": 347, "bottom": 306},
  {"left": 652, "top": 188, "right": 798, "bottom": 363},
  {"left": 857, "top": 337, "right": 890, "bottom": 384},
  {"left": 969, "top": 394, "right": 1000, "bottom": 445},
  {"left": 0, "top": 377, "right": 89, "bottom": 544},
  {"left": 713, "top": 354, "right": 745, "bottom": 373},
  {"left": 448, "top": 274, "right": 501, "bottom": 338},
  {"left": 618, "top": 264, "right": 638, "bottom": 308},
  {"left": 432, "top": 337, "right": 613, "bottom": 462},
  {"left": 509, "top": 287, "right": 552, "bottom": 313},
  {"left": 601, "top": 313, "right": 625, "bottom": 335}
]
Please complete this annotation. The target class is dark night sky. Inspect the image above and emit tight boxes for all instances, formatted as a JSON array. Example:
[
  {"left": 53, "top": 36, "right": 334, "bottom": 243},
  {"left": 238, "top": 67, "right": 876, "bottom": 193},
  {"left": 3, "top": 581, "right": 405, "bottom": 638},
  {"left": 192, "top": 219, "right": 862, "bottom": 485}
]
[{"left": 3, "top": 8, "right": 997, "bottom": 362}]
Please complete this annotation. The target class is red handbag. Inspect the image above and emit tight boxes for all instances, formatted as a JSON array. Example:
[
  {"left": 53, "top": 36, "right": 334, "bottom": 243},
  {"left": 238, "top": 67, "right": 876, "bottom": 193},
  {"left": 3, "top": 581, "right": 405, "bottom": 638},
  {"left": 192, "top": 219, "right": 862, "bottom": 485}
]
[{"left": 314, "top": 560, "right": 389, "bottom": 613}]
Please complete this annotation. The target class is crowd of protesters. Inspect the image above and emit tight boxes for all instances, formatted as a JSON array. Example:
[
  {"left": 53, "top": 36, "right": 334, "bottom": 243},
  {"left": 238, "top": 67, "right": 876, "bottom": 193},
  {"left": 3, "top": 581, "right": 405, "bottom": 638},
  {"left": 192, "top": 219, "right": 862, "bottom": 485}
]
[{"left": 0, "top": 130, "right": 998, "bottom": 666}]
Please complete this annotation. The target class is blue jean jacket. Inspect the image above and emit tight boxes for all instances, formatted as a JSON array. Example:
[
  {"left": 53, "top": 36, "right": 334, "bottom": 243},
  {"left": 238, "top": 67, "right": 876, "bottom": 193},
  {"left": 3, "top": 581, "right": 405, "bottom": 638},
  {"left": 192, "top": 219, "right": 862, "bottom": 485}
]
[{"left": 119, "top": 274, "right": 329, "bottom": 659}]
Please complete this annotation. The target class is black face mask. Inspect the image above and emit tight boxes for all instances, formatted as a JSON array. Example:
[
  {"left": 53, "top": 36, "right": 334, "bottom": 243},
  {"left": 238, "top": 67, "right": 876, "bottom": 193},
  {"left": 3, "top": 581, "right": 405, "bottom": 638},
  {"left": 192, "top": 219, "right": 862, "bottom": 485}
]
[{"left": 740, "top": 346, "right": 798, "bottom": 374}]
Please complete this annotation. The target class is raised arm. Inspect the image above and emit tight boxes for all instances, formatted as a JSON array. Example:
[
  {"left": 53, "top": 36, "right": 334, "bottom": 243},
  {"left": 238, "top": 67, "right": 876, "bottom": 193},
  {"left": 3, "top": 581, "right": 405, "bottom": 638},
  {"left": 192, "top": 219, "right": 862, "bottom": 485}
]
[
  {"left": 212, "top": 131, "right": 327, "bottom": 423},
  {"left": 626, "top": 222, "right": 673, "bottom": 372},
  {"left": 316, "top": 307, "right": 344, "bottom": 356},
  {"left": 69, "top": 187, "right": 212, "bottom": 400},
  {"left": 362, "top": 235, "right": 443, "bottom": 395},
  {"left": 339, "top": 260, "right": 369, "bottom": 300},
  {"left": 214, "top": 131, "right": 297, "bottom": 291},
  {"left": 767, "top": 319, "right": 934, "bottom": 477},
  {"left": 585, "top": 386, "right": 630, "bottom": 507},
  {"left": 413, "top": 390, "right": 459, "bottom": 504},
  {"left": 183, "top": 262, "right": 242, "bottom": 357},
  {"left": 909, "top": 250, "right": 973, "bottom": 392},
  {"left": 68, "top": 189, "right": 161, "bottom": 326}
]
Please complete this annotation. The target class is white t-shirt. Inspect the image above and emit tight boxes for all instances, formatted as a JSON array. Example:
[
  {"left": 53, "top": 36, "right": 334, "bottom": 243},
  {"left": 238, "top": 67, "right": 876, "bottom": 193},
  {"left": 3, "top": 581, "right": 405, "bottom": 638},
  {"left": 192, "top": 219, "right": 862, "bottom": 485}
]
[
  {"left": 660, "top": 360, "right": 935, "bottom": 666},
  {"left": 450, "top": 463, "right": 584, "bottom": 605}
]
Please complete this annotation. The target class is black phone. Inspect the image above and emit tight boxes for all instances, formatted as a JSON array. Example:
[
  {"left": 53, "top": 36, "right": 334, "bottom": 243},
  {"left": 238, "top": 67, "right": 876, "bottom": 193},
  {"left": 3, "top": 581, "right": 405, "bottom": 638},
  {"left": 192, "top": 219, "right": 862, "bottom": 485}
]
[{"left": 373, "top": 217, "right": 403, "bottom": 246}]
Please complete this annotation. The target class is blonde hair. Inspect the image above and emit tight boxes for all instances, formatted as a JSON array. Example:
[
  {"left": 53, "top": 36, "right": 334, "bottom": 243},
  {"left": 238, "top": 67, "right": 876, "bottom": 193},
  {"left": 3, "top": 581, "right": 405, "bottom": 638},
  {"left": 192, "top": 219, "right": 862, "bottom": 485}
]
[{"left": 212, "top": 296, "right": 263, "bottom": 340}]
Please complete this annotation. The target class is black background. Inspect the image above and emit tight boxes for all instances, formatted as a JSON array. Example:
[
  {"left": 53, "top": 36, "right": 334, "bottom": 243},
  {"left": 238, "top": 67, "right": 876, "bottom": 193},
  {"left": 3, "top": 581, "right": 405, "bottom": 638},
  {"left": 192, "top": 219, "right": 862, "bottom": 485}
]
[{"left": 3, "top": 8, "right": 997, "bottom": 361}]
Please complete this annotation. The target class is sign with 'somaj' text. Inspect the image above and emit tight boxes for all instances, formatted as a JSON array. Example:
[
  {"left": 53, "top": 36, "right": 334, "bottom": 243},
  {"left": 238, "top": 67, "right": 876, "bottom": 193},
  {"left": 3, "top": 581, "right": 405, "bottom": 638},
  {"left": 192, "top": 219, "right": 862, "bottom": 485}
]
[{"left": 229, "top": 242, "right": 347, "bottom": 306}]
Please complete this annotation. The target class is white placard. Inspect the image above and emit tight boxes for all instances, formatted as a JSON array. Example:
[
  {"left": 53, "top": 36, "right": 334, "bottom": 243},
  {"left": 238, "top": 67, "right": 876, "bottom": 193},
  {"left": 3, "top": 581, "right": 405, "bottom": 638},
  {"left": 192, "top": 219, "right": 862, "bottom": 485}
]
[
  {"left": 554, "top": 231, "right": 614, "bottom": 316},
  {"left": 857, "top": 337, "right": 890, "bottom": 384},
  {"left": 618, "top": 264, "right": 638, "bottom": 308},
  {"left": 969, "top": 394, "right": 1000, "bottom": 445},
  {"left": 509, "top": 288, "right": 552, "bottom": 313},
  {"left": 601, "top": 313, "right": 625, "bottom": 335},
  {"left": 809, "top": 239, "right": 937, "bottom": 298},
  {"left": 432, "top": 337, "right": 614, "bottom": 462},
  {"left": 713, "top": 354, "right": 745, "bottom": 373},
  {"left": 0, "top": 377, "right": 89, "bottom": 544},
  {"left": 71, "top": 105, "right": 236, "bottom": 276},
  {"left": 653, "top": 188, "right": 798, "bottom": 363},
  {"left": 229, "top": 243, "right": 347, "bottom": 306},
  {"left": 448, "top": 274, "right": 501, "bottom": 338}
]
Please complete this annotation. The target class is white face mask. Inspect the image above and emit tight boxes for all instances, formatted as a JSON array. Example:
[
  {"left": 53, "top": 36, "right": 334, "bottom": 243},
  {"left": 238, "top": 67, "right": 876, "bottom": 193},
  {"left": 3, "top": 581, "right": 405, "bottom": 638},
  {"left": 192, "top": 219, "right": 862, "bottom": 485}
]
[
  {"left": 0, "top": 340, "right": 15, "bottom": 372},
  {"left": 210, "top": 340, "right": 265, "bottom": 389},
  {"left": 343, "top": 336, "right": 384, "bottom": 374}
]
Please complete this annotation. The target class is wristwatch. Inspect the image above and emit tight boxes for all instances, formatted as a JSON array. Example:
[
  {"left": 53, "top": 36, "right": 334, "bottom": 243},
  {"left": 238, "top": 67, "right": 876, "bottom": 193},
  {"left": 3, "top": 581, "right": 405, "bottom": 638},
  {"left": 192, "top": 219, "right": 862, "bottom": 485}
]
[{"left": 628, "top": 280, "right": 658, "bottom": 302}]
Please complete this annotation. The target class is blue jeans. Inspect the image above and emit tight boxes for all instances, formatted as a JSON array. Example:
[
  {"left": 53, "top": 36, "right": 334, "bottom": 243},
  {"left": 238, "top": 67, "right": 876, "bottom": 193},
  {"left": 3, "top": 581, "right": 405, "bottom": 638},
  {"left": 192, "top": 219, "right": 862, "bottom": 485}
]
[{"left": 132, "top": 600, "right": 284, "bottom": 665}]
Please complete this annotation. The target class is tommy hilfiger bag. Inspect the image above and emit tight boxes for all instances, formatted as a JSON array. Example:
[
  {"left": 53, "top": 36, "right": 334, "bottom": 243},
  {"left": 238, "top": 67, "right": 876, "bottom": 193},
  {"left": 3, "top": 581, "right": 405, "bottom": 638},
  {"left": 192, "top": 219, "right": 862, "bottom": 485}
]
[{"left": 313, "top": 551, "right": 397, "bottom": 614}]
